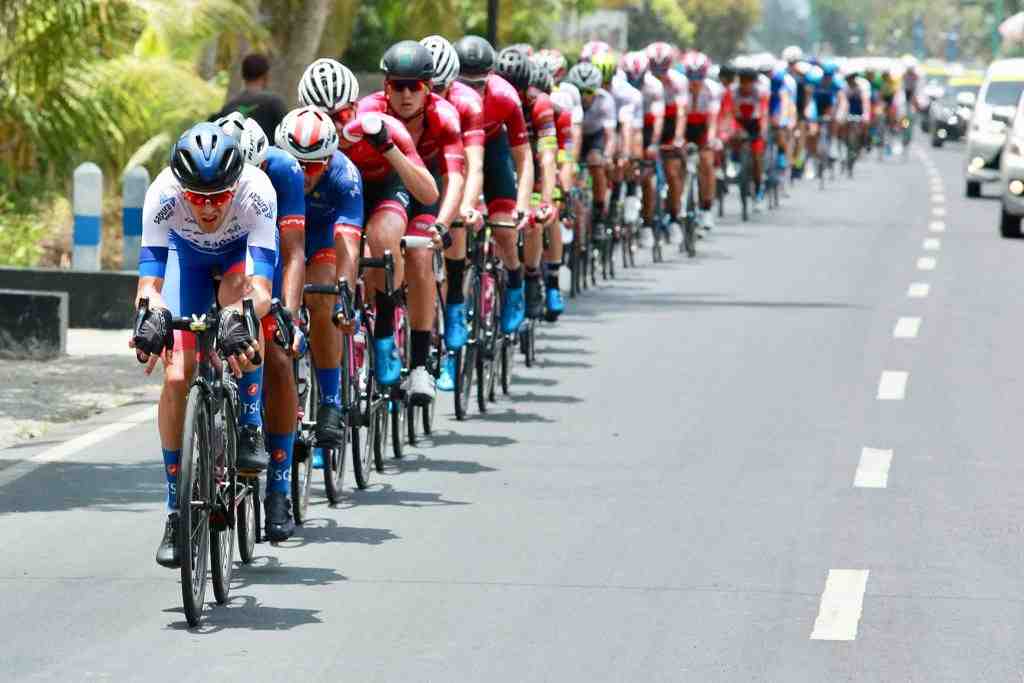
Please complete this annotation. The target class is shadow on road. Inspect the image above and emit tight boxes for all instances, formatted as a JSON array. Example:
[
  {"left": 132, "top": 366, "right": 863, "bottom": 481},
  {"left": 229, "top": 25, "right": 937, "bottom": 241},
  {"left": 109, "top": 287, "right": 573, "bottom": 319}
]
[
  {"left": 474, "top": 408, "right": 556, "bottom": 424},
  {"left": 343, "top": 482, "right": 470, "bottom": 509},
  {"left": 427, "top": 429, "right": 518, "bottom": 448},
  {"left": 165, "top": 593, "right": 325, "bottom": 633},
  {"left": 392, "top": 452, "right": 498, "bottom": 474},
  {"left": 509, "top": 391, "right": 582, "bottom": 405},
  {"left": 288, "top": 517, "right": 399, "bottom": 548},
  {"left": 0, "top": 460, "right": 163, "bottom": 514}
]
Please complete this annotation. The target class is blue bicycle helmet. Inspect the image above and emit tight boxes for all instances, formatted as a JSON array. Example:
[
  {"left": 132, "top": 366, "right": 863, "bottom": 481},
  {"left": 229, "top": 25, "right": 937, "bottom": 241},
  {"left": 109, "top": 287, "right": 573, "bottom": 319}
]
[
  {"left": 805, "top": 66, "right": 824, "bottom": 86},
  {"left": 821, "top": 60, "right": 839, "bottom": 78},
  {"left": 170, "top": 122, "right": 243, "bottom": 193}
]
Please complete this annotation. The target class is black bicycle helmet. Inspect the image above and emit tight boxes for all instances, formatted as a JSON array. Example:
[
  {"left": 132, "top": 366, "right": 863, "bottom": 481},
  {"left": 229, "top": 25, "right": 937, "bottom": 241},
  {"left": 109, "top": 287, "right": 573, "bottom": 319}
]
[
  {"left": 528, "top": 60, "right": 554, "bottom": 94},
  {"left": 454, "top": 35, "right": 495, "bottom": 77},
  {"left": 496, "top": 47, "right": 531, "bottom": 89},
  {"left": 719, "top": 62, "right": 737, "bottom": 80},
  {"left": 170, "top": 122, "right": 243, "bottom": 193},
  {"left": 380, "top": 40, "right": 435, "bottom": 80}
]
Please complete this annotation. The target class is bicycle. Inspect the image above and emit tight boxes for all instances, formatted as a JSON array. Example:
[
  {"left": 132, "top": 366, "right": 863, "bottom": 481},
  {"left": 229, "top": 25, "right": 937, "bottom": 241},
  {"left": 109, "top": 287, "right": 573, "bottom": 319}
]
[
  {"left": 726, "top": 132, "right": 753, "bottom": 222},
  {"left": 680, "top": 143, "right": 700, "bottom": 257},
  {"left": 399, "top": 235, "right": 444, "bottom": 447},
  {"left": 763, "top": 129, "right": 782, "bottom": 211},
  {"left": 133, "top": 297, "right": 262, "bottom": 627},
  {"left": 844, "top": 115, "right": 864, "bottom": 179}
]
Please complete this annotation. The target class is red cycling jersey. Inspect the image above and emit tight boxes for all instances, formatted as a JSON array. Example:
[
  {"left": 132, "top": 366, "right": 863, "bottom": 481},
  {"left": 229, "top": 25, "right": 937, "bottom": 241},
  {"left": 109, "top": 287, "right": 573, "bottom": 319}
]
[
  {"left": 717, "top": 87, "right": 736, "bottom": 139},
  {"left": 481, "top": 74, "right": 529, "bottom": 146},
  {"left": 523, "top": 90, "right": 557, "bottom": 144},
  {"left": 446, "top": 80, "right": 486, "bottom": 148},
  {"left": 341, "top": 112, "right": 425, "bottom": 183},
  {"left": 358, "top": 92, "right": 465, "bottom": 176},
  {"left": 731, "top": 82, "right": 769, "bottom": 121},
  {"left": 555, "top": 103, "right": 573, "bottom": 152},
  {"left": 686, "top": 80, "right": 722, "bottom": 125}
]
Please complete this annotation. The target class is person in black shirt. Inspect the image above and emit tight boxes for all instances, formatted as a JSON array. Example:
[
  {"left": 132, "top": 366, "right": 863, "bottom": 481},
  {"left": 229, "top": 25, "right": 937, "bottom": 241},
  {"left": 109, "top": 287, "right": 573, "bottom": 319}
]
[{"left": 212, "top": 53, "right": 288, "bottom": 139}]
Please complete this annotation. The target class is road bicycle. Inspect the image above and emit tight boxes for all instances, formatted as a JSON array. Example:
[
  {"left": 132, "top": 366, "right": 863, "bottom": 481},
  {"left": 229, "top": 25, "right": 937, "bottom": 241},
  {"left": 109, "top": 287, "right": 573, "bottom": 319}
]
[
  {"left": 680, "top": 143, "right": 700, "bottom": 257},
  {"left": 400, "top": 235, "right": 444, "bottom": 447},
  {"left": 133, "top": 297, "right": 262, "bottom": 627}
]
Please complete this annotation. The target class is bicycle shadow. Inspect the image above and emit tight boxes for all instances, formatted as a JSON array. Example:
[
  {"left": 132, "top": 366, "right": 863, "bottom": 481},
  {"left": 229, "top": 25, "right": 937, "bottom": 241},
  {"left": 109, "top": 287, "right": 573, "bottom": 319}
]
[
  {"left": 508, "top": 375, "right": 559, "bottom": 387},
  {"left": 425, "top": 430, "right": 518, "bottom": 448},
  {"left": 230, "top": 555, "right": 349, "bottom": 589},
  {"left": 508, "top": 391, "right": 582, "bottom": 405},
  {"left": 533, "top": 346, "right": 594, "bottom": 356},
  {"left": 164, "top": 593, "right": 324, "bottom": 633},
  {"left": 391, "top": 452, "right": 499, "bottom": 474},
  {"left": 286, "top": 517, "right": 399, "bottom": 548},
  {"left": 537, "top": 359, "right": 593, "bottom": 369},
  {"left": 472, "top": 408, "right": 556, "bottom": 424},
  {"left": 342, "top": 482, "right": 470, "bottom": 509}
]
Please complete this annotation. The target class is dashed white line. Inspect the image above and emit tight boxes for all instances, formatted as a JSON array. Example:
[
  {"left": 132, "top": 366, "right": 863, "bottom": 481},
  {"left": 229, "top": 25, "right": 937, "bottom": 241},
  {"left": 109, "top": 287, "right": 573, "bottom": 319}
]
[
  {"left": 893, "top": 317, "right": 921, "bottom": 339},
  {"left": 907, "top": 283, "right": 930, "bottom": 298},
  {"left": 810, "top": 569, "right": 870, "bottom": 641},
  {"left": 932, "top": 207, "right": 946, "bottom": 217},
  {"left": 929, "top": 220, "right": 945, "bottom": 233},
  {"left": 923, "top": 238, "right": 941, "bottom": 251},
  {"left": 878, "top": 371, "right": 909, "bottom": 400},
  {"left": 931, "top": 194, "right": 945, "bottom": 204},
  {"left": 854, "top": 448, "right": 894, "bottom": 488},
  {"left": 917, "top": 256, "right": 937, "bottom": 271},
  {"left": 28, "top": 405, "right": 157, "bottom": 463}
]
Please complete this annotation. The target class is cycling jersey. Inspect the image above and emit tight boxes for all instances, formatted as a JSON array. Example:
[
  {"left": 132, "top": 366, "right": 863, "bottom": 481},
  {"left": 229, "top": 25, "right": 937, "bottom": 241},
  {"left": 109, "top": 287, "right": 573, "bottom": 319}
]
[
  {"left": 305, "top": 151, "right": 364, "bottom": 254},
  {"left": 342, "top": 113, "right": 426, "bottom": 183},
  {"left": 632, "top": 72, "right": 666, "bottom": 126},
  {"left": 550, "top": 90, "right": 576, "bottom": 159},
  {"left": 445, "top": 80, "right": 487, "bottom": 148},
  {"left": 610, "top": 74, "right": 643, "bottom": 130},
  {"left": 556, "top": 81, "right": 584, "bottom": 126},
  {"left": 358, "top": 92, "right": 465, "bottom": 176},
  {"left": 812, "top": 77, "right": 845, "bottom": 117},
  {"left": 846, "top": 77, "right": 871, "bottom": 118},
  {"left": 580, "top": 88, "right": 617, "bottom": 136},
  {"left": 654, "top": 70, "right": 689, "bottom": 119},
  {"left": 261, "top": 147, "right": 305, "bottom": 236},
  {"left": 523, "top": 90, "right": 558, "bottom": 152},
  {"left": 481, "top": 74, "right": 528, "bottom": 146},
  {"left": 732, "top": 81, "right": 769, "bottom": 122},
  {"left": 685, "top": 79, "right": 722, "bottom": 146}
]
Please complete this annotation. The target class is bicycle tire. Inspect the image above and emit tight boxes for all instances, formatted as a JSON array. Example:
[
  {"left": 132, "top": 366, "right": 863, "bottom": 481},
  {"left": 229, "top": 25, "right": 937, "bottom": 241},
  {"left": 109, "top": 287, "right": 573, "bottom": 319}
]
[
  {"left": 210, "top": 391, "right": 237, "bottom": 606},
  {"left": 323, "top": 340, "right": 350, "bottom": 505},
  {"left": 351, "top": 335, "right": 374, "bottom": 489},
  {"left": 179, "top": 384, "right": 211, "bottom": 627},
  {"left": 236, "top": 474, "right": 257, "bottom": 564},
  {"left": 391, "top": 311, "right": 409, "bottom": 460},
  {"left": 374, "top": 396, "right": 389, "bottom": 472},
  {"left": 422, "top": 396, "right": 433, "bottom": 434},
  {"left": 454, "top": 348, "right": 473, "bottom": 420}
]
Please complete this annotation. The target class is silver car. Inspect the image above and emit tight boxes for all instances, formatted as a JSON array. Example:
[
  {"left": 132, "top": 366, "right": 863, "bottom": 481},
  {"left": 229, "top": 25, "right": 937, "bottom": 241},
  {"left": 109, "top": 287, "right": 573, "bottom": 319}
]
[
  {"left": 999, "top": 92, "right": 1024, "bottom": 237},
  {"left": 966, "top": 59, "right": 1024, "bottom": 198}
]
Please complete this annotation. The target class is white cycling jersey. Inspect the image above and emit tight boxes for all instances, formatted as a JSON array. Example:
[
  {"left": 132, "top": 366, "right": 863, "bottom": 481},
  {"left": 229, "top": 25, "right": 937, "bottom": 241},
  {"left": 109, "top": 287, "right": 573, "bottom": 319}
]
[
  {"left": 610, "top": 73, "right": 644, "bottom": 129},
  {"left": 556, "top": 81, "right": 584, "bottom": 126},
  {"left": 581, "top": 88, "right": 618, "bottom": 136}
]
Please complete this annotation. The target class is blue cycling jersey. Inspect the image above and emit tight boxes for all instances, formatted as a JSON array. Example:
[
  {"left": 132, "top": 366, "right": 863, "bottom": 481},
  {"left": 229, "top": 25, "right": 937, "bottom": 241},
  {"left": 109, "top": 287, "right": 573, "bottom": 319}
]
[
  {"left": 262, "top": 147, "right": 306, "bottom": 223},
  {"left": 813, "top": 77, "right": 845, "bottom": 116},
  {"left": 305, "top": 151, "right": 364, "bottom": 252}
]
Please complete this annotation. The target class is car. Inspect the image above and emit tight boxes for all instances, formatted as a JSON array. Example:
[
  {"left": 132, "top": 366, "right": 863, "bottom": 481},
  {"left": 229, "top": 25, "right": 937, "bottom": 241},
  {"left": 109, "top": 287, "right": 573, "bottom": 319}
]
[
  {"left": 920, "top": 61, "right": 955, "bottom": 132},
  {"left": 930, "top": 74, "right": 983, "bottom": 147},
  {"left": 999, "top": 91, "right": 1024, "bottom": 237},
  {"left": 966, "top": 59, "right": 1024, "bottom": 198}
]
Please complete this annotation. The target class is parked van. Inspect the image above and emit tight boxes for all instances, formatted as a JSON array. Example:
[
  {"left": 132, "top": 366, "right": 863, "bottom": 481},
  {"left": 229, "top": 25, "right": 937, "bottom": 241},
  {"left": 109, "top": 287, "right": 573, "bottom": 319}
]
[{"left": 965, "top": 59, "right": 1024, "bottom": 198}]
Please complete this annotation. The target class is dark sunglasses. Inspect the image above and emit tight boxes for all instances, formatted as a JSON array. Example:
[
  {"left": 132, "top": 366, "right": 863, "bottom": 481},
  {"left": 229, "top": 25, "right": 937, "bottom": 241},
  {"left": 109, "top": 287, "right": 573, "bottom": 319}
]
[
  {"left": 332, "top": 107, "right": 355, "bottom": 125},
  {"left": 298, "top": 159, "right": 329, "bottom": 176},
  {"left": 387, "top": 79, "right": 426, "bottom": 93}
]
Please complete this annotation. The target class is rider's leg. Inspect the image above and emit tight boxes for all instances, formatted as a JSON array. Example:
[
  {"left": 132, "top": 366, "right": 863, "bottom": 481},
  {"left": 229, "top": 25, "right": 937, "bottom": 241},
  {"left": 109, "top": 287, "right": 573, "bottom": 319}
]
[
  {"left": 365, "top": 207, "right": 406, "bottom": 384},
  {"left": 664, "top": 154, "right": 683, "bottom": 223}
]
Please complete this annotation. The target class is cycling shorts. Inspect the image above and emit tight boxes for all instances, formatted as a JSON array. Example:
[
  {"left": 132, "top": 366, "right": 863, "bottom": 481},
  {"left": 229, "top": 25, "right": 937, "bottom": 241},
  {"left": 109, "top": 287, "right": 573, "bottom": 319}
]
[
  {"left": 737, "top": 118, "right": 765, "bottom": 154},
  {"left": 580, "top": 129, "right": 607, "bottom": 164},
  {"left": 685, "top": 122, "right": 708, "bottom": 147},
  {"left": 642, "top": 124, "right": 654, "bottom": 149},
  {"left": 483, "top": 129, "right": 518, "bottom": 216},
  {"left": 660, "top": 115, "right": 677, "bottom": 145},
  {"left": 848, "top": 96, "right": 864, "bottom": 117},
  {"left": 363, "top": 172, "right": 412, "bottom": 225}
]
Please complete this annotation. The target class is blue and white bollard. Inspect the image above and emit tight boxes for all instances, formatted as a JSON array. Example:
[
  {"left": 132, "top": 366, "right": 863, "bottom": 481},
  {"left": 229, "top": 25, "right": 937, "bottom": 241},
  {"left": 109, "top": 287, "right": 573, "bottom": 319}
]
[
  {"left": 121, "top": 166, "right": 150, "bottom": 271},
  {"left": 72, "top": 162, "right": 103, "bottom": 271}
]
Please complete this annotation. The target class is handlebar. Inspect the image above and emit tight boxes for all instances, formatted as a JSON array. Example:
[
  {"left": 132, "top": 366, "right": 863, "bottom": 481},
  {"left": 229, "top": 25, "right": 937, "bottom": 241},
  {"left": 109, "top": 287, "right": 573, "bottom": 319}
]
[
  {"left": 359, "top": 250, "right": 395, "bottom": 295},
  {"left": 133, "top": 296, "right": 262, "bottom": 366},
  {"left": 303, "top": 279, "right": 355, "bottom": 326}
]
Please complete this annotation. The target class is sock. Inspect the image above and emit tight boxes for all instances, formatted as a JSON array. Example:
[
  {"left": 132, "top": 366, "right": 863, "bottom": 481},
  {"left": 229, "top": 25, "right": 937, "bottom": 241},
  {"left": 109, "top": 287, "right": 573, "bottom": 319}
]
[
  {"left": 266, "top": 432, "right": 294, "bottom": 495},
  {"left": 626, "top": 181, "right": 637, "bottom": 195},
  {"left": 162, "top": 448, "right": 180, "bottom": 511},
  {"left": 411, "top": 330, "right": 430, "bottom": 368},
  {"left": 238, "top": 367, "right": 263, "bottom": 427},
  {"left": 445, "top": 258, "right": 466, "bottom": 304},
  {"left": 507, "top": 266, "right": 524, "bottom": 290},
  {"left": 316, "top": 366, "right": 341, "bottom": 407},
  {"left": 594, "top": 202, "right": 605, "bottom": 218},
  {"left": 374, "top": 292, "right": 395, "bottom": 338},
  {"left": 544, "top": 262, "right": 561, "bottom": 290},
  {"left": 526, "top": 267, "right": 541, "bottom": 280}
]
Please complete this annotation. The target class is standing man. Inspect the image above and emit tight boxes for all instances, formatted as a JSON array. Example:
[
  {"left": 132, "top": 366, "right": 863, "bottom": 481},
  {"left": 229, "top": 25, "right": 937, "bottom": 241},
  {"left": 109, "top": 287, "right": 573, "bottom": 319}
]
[{"left": 214, "top": 53, "right": 288, "bottom": 139}]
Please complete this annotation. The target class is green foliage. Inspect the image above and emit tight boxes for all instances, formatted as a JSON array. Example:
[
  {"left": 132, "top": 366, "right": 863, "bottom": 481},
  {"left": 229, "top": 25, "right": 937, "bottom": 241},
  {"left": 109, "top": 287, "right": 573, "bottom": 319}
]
[
  {"left": 679, "top": 0, "right": 761, "bottom": 60},
  {"left": 0, "top": 194, "right": 48, "bottom": 267}
]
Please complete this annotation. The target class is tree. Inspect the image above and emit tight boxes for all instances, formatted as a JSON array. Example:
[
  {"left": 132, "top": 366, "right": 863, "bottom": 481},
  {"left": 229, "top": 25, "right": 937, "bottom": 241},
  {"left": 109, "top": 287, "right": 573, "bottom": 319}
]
[{"left": 678, "top": 0, "right": 761, "bottom": 60}]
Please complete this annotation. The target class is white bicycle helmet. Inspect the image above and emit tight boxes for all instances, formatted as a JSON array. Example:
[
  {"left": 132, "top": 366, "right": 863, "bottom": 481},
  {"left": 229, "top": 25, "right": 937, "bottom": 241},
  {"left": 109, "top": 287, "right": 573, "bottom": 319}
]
[
  {"left": 421, "top": 35, "right": 461, "bottom": 90},
  {"left": 214, "top": 111, "right": 247, "bottom": 141},
  {"left": 782, "top": 45, "right": 803, "bottom": 64},
  {"left": 240, "top": 118, "right": 269, "bottom": 166},
  {"left": 297, "top": 58, "right": 359, "bottom": 113},
  {"left": 275, "top": 106, "right": 338, "bottom": 162},
  {"left": 566, "top": 62, "right": 602, "bottom": 92}
]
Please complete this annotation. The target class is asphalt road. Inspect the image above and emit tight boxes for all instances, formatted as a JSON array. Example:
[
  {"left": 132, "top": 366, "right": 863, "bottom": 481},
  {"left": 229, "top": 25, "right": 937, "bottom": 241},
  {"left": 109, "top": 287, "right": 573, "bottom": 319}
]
[{"left": 1, "top": 140, "right": 1019, "bottom": 682}]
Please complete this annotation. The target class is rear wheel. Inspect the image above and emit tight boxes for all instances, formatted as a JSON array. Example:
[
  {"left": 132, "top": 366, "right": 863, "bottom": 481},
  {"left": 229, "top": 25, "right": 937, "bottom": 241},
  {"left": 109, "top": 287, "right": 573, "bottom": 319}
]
[
  {"left": 324, "top": 341, "right": 351, "bottom": 505},
  {"left": 351, "top": 337, "right": 374, "bottom": 489},
  {"left": 290, "top": 440, "right": 313, "bottom": 525},
  {"left": 966, "top": 181, "right": 981, "bottom": 198},
  {"left": 1000, "top": 206, "right": 1023, "bottom": 238},
  {"left": 179, "top": 385, "right": 211, "bottom": 628},
  {"left": 374, "top": 397, "right": 389, "bottom": 472},
  {"left": 454, "top": 347, "right": 474, "bottom": 420},
  {"left": 422, "top": 398, "right": 433, "bottom": 435}
]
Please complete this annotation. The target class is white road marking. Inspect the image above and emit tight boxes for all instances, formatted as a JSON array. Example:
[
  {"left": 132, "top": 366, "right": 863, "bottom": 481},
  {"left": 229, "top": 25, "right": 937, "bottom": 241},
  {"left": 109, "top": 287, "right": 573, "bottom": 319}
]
[
  {"left": 917, "top": 256, "right": 937, "bottom": 271},
  {"left": 29, "top": 406, "right": 157, "bottom": 464},
  {"left": 878, "top": 371, "right": 909, "bottom": 400},
  {"left": 908, "top": 283, "right": 930, "bottom": 298},
  {"left": 854, "top": 448, "right": 893, "bottom": 488},
  {"left": 932, "top": 207, "right": 946, "bottom": 217},
  {"left": 811, "top": 569, "right": 870, "bottom": 641},
  {"left": 893, "top": 317, "right": 921, "bottom": 339},
  {"left": 932, "top": 194, "right": 945, "bottom": 204},
  {"left": 923, "top": 238, "right": 941, "bottom": 251},
  {"left": 929, "top": 220, "right": 945, "bottom": 233}
]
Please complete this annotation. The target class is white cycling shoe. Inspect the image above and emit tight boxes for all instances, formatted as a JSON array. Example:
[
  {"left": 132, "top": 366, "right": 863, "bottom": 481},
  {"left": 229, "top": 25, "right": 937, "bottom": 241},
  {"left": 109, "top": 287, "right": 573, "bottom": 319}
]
[{"left": 404, "top": 366, "right": 436, "bottom": 407}]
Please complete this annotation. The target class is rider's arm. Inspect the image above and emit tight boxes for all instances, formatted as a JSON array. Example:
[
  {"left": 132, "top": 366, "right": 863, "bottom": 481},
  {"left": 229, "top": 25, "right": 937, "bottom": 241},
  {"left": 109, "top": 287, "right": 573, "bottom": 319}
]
[
  {"left": 460, "top": 144, "right": 484, "bottom": 216},
  {"left": 386, "top": 146, "right": 438, "bottom": 206},
  {"left": 275, "top": 164, "right": 307, "bottom": 314},
  {"left": 510, "top": 142, "right": 534, "bottom": 215},
  {"left": 136, "top": 183, "right": 172, "bottom": 310},
  {"left": 330, "top": 156, "right": 365, "bottom": 281}
]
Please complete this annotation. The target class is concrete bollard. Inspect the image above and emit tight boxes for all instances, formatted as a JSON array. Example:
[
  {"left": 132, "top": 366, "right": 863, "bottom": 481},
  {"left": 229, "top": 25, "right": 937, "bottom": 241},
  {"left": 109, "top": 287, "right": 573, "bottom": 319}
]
[
  {"left": 72, "top": 162, "right": 103, "bottom": 271},
  {"left": 122, "top": 166, "right": 150, "bottom": 271}
]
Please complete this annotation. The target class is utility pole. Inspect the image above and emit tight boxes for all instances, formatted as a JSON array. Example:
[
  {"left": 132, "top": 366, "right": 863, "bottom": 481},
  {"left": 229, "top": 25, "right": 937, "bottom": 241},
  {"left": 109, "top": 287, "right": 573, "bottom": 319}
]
[
  {"left": 994, "top": 0, "right": 1005, "bottom": 56},
  {"left": 488, "top": 0, "right": 499, "bottom": 45}
]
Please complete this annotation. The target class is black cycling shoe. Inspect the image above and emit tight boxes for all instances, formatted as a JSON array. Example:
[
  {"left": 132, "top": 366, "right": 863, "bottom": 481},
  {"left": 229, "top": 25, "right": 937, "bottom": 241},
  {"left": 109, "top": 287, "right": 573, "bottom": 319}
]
[
  {"left": 525, "top": 274, "right": 544, "bottom": 319},
  {"left": 236, "top": 424, "right": 266, "bottom": 472},
  {"left": 265, "top": 490, "right": 295, "bottom": 542},
  {"left": 314, "top": 402, "right": 345, "bottom": 448},
  {"left": 155, "top": 513, "right": 180, "bottom": 568}
]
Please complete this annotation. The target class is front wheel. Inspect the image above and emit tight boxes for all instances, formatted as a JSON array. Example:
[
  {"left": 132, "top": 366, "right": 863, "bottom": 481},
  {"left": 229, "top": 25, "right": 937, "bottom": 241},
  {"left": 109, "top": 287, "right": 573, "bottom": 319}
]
[
  {"left": 290, "top": 440, "right": 313, "bottom": 525},
  {"left": 236, "top": 475, "right": 257, "bottom": 564},
  {"left": 454, "top": 347, "right": 474, "bottom": 421},
  {"left": 179, "top": 384, "right": 211, "bottom": 627},
  {"left": 210, "top": 393, "right": 237, "bottom": 606}
]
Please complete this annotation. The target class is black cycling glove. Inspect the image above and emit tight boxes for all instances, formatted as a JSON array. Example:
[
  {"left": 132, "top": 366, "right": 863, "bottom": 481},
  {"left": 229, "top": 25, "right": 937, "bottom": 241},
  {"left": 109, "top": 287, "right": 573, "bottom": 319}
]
[
  {"left": 217, "top": 308, "right": 253, "bottom": 357},
  {"left": 133, "top": 307, "right": 173, "bottom": 356}
]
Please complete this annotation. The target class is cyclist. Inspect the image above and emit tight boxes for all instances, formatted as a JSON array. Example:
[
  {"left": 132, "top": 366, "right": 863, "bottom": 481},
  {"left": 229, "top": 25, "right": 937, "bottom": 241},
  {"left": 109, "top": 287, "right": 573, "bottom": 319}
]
[
  {"left": 842, "top": 65, "right": 871, "bottom": 154},
  {"left": 730, "top": 63, "right": 769, "bottom": 210},
  {"left": 536, "top": 48, "right": 584, "bottom": 158},
  {"left": 580, "top": 40, "right": 611, "bottom": 62},
  {"left": 810, "top": 60, "right": 847, "bottom": 172},
  {"left": 764, "top": 58, "right": 792, "bottom": 188},
  {"left": 358, "top": 40, "right": 465, "bottom": 404},
  {"left": 901, "top": 55, "right": 921, "bottom": 115},
  {"left": 565, "top": 61, "right": 617, "bottom": 247},
  {"left": 420, "top": 35, "right": 486, "bottom": 389},
  {"left": 621, "top": 50, "right": 665, "bottom": 246},
  {"left": 784, "top": 49, "right": 809, "bottom": 178},
  {"left": 681, "top": 52, "right": 722, "bottom": 230},
  {"left": 453, "top": 35, "right": 535, "bottom": 335},
  {"left": 495, "top": 47, "right": 561, "bottom": 320},
  {"left": 647, "top": 42, "right": 688, "bottom": 234},
  {"left": 133, "top": 123, "right": 278, "bottom": 566},
  {"left": 595, "top": 51, "right": 642, "bottom": 243}
]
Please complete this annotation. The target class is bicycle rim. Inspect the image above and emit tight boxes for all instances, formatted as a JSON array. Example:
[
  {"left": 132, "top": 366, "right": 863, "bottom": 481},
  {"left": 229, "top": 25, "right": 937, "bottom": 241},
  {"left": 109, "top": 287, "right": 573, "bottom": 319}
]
[
  {"left": 210, "top": 390, "right": 236, "bottom": 606},
  {"left": 179, "top": 385, "right": 210, "bottom": 627}
]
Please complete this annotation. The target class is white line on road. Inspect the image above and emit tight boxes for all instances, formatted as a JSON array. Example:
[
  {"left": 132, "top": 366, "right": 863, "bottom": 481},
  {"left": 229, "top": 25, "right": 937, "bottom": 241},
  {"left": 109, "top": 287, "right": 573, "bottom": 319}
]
[
  {"left": 932, "top": 194, "right": 945, "bottom": 204},
  {"left": 929, "top": 220, "right": 945, "bottom": 232},
  {"left": 932, "top": 207, "right": 946, "bottom": 217},
  {"left": 854, "top": 448, "right": 894, "bottom": 488},
  {"left": 811, "top": 569, "right": 870, "bottom": 641},
  {"left": 908, "top": 283, "right": 930, "bottom": 298},
  {"left": 878, "top": 371, "right": 909, "bottom": 400},
  {"left": 917, "top": 256, "right": 937, "bottom": 271},
  {"left": 29, "top": 405, "right": 157, "bottom": 464},
  {"left": 923, "top": 238, "right": 941, "bottom": 251},
  {"left": 893, "top": 317, "right": 921, "bottom": 339}
]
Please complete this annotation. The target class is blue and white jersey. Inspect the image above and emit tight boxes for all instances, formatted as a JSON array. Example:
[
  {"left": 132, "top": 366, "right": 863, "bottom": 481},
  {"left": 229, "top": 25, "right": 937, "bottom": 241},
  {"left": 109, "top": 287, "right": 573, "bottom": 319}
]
[
  {"left": 261, "top": 146, "right": 306, "bottom": 227},
  {"left": 139, "top": 165, "right": 278, "bottom": 281},
  {"left": 813, "top": 77, "right": 846, "bottom": 116},
  {"left": 306, "top": 151, "right": 364, "bottom": 236}
]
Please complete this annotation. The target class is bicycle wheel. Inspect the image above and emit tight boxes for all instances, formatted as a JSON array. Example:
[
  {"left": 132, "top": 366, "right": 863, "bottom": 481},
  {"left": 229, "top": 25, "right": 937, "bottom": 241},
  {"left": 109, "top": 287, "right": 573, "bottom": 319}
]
[
  {"left": 391, "top": 310, "right": 409, "bottom": 460},
  {"left": 179, "top": 384, "right": 211, "bottom": 627},
  {"left": 236, "top": 474, "right": 257, "bottom": 564},
  {"left": 323, "top": 340, "right": 349, "bottom": 505},
  {"left": 476, "top": 274, "right": 496, "bottom": 414},
  {"left": 210, "top": 390, "right": 237, "bottom": 606},
  {"left": 374, "top": 396, "right": 389, "bottom": 472},
  {"left": 291, "top": 358, "right": 314, "bottom": 524},
  {"left": 351, "top": 333, "right": 374, "bottom": 489}
]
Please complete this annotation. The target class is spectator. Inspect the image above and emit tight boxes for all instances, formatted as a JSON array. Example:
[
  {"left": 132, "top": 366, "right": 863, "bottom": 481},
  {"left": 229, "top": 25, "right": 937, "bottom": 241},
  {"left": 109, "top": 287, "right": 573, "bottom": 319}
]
[{"left": 212, "top": 53, "right": 287, "bottom": 139}]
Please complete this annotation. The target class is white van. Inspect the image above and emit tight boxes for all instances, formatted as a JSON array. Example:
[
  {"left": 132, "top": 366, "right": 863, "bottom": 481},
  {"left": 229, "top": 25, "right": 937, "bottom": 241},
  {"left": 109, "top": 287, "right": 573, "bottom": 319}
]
[{"left": 965, "top": 58, "right": 1024, "bottom": 197}]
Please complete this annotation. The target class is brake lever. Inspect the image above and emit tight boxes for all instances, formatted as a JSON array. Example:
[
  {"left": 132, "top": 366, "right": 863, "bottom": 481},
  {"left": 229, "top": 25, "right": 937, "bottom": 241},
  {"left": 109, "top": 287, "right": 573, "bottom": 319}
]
[{"left": 242, "top": 298, "right": 262, "bottom": 366}]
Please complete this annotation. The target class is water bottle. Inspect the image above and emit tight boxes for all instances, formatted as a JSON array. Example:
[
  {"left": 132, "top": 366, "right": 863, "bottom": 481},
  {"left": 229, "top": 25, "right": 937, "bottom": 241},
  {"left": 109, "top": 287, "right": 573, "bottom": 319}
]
[{"left": 623, "top": 196, "right": 641, "bottom": 224}]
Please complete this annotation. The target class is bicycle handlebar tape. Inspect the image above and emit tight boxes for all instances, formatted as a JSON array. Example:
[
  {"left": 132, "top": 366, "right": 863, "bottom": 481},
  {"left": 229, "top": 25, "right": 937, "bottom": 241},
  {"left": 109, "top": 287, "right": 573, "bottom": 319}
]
[{"left": 242, "top": 299, "right": 262, "bottom": 367}]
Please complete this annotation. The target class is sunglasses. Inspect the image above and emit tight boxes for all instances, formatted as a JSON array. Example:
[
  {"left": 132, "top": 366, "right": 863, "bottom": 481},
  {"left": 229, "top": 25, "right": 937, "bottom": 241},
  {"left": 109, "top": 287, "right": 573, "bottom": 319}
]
[
  {"left": 580, "top": 88, "right": 597, "bottom": 97},
  {"left": 183, "top": 187, "right": 235, "bottom": 208},
  {"left": 387, "top": 79, "right": 426, "bottom": 93},
  {"left": 298, "top": 159, "right": 328, "bottom": 176},
  {"left": 332, "top": 107, "right": 355, "bottom": 125}
]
